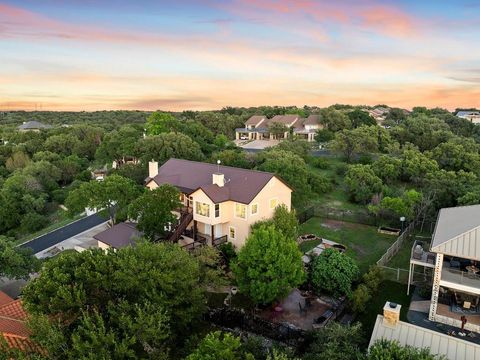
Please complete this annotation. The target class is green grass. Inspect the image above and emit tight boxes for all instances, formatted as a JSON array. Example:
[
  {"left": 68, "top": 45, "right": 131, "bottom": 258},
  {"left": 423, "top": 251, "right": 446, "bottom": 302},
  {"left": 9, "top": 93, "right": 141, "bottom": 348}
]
[
  {"left": 304, "top": 157, "right": 367, "bottom": 212},
  {"left": 356, "top": 281, "right": 413, "bottom": 336},
  {"left": 299, "top": 217, "right": 397, "bottom": 273},
  {"left": 15, "top": 210, "right": 85, "bottom": 245}
]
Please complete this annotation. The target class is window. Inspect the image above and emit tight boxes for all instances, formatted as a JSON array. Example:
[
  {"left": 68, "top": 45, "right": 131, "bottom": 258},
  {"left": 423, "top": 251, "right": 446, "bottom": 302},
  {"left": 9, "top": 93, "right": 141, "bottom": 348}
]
[
  {"left": 251, "top": 203, "right": 258, "bottom": 215},
  {"left": 215, "top": 204, "right": 220, "bottom": 218},
  {"left": 269, "top": 198, "right": 278, "bottom": 209},
  {"left": 229, "top": 227, "right": 236, "bottom": 239},
  {"left": 235, "top": 203, "right": 247, "bottom": 219},
  {"left": 195, "top": 201, "right": 210, "bottom": 217}
]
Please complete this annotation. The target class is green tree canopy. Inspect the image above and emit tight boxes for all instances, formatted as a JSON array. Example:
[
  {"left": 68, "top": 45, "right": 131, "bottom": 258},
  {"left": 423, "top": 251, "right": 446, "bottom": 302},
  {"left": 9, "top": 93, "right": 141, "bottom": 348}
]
[
  {"left": 344, "top": 164, "right": 383, "bottom": 204},
  {"left": 23, "top": 243, "right": 208, "bottom": 359},
  {"left": 368, "top": 339, "right": 445, "bottom": 360},
  {"left": 65, "top": 174, "right": 141, "bottom": 223},
  {"left": 0, "top": 236, "right": 41, "bottom": 279},
  {"left": 303, "top": 322, "right": 364, "bottom": 360},
  {"left": 135, "top": 132, "right": 204, "bottom": 165},
  {"left": 257, "top": 150, "right": 310, "bottom": 206},
  {"left": 128, "top": 184, "right": 181, "bottom": 241},
  {"left": 187, "top": 331, "right": 252, "bottom": 360},
  {"left": 145, "top": 111, "right": 182, "bottom": 135},
  {"left": 232, "top": 225, "right": 305, "bottom": 304},
  {"left": 347, "top": 109, "right": 376, "bottom": 128},
  {"left": 310, "top": 248, "right": 359, "bottom": 297},
  {"left": 331, "top": 126, "right": 379, "bottom": 162}
]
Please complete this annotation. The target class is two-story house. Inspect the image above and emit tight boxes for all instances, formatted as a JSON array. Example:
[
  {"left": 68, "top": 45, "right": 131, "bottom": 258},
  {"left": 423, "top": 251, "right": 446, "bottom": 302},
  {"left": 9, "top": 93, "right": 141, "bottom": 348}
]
[
  {"left": 235, "top": 115, "right": 322, "bottom": 142},
  {"left": 456, "top": 111, "right": 480, "bottom": 125},
  {"left": 145, "top": 158, "right": 292, "bottom": 248},
  {"left": 409, "top": 205, "right": 480, "bottom": 333}
]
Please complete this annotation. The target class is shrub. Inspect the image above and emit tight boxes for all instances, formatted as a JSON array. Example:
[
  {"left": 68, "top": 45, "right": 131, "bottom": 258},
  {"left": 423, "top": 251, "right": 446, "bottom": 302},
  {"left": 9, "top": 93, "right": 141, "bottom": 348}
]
[
  {"left": 308, "top": 173, "right": 332, "bottom": 194},
  {"left": 20, "top": 212, "right": 47, "bottom": 233},
  {"left": 368, "top": 339, "right": 444, "bottom": 360},
  {"left": 362, "top": 266, "right": 383, "bottom": 293},
  {"left": 311, "top": 157, "right": 329, "bottom": 169},
  {"left": 335, "top": 163, "right": 348, "bottom": 176},
  {"left": 219, "top": 242, "right": 237, "bottom": 266},
  {"left": 350, "top": 284, "right": 371, "bottom": 313},
  {"left": 310, "top": 248, "right": 359, "bottom": 297},
  {"left": 418, "top": 285, "right": 432, "bottom": 299},
  {"left": 232, "top": 225, "right": 305, "bottom": 304}
]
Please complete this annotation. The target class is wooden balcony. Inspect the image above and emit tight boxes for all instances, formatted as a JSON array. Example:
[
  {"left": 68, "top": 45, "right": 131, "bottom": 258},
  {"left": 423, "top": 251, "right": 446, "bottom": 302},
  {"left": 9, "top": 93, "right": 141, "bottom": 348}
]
[{"left": 410, "top": 240, "right": 436, "bottom": 268}]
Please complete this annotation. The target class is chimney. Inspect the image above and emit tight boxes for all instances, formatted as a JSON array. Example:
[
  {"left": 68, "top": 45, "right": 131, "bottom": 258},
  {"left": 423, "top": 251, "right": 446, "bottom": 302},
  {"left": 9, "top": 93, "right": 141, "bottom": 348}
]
[
  {"left": 383, "top": 302, "right": 401, "bottom": 327},
  {"left": 212, "top": 173, "right": 224, "bottom": 187},
  {"left": 149, "top": 160, "right": 158, "bottom": 178}
]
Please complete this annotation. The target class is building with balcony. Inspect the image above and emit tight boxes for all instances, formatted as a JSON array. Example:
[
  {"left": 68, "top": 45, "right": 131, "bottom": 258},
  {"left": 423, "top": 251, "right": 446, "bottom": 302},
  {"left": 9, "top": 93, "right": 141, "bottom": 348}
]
[
  {"left": 145, "top": 158, "right": 292, "bottom": 249},
  {"left": 408, "top": 205, "right": 480, "bottom": 333},
  {"left": 235, "top": 114, "right": 322, "bottom": 142}
]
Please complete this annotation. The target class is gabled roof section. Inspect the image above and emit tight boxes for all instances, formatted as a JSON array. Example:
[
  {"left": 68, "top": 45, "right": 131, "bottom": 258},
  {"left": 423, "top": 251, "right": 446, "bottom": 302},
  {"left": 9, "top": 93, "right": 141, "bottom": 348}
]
[
  {"left": 0, "top": 292, "right": 13, "bottom": 307},
  {"left": 245, "top": 115, "right": 266, "bottom": 126},
  {"left": 304, "top": 114, "right": 320, "bottom": 125},
  {"left": 149, "top": 159, "right": 291, "bottom": 204},
  {"left": 431, "top": 205, "right": 480, "bottom": 259},
  {"left": 268, "top": 115, "right": 299, "bottom": 126},
  {"left": 369, "top": 315, "right": 480, "bottom": 360},
  {"left": 18, "top": 121, "right": 51, "bottom": 130},
  {"left": 94, "top": 222, "right": 142, "bottom": 249}
]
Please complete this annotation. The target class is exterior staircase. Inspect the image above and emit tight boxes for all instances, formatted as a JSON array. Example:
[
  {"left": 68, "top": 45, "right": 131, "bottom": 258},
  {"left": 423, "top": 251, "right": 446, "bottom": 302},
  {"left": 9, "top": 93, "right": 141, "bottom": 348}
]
[{"left": 169, "top": 211, "right": 193, "bottom": 242}]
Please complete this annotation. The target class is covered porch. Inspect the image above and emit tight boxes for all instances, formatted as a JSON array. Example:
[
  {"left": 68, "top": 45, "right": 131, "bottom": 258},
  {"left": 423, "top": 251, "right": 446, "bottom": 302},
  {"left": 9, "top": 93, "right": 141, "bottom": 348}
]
[{"left": 178, "top": 221, "right": 228, "bottom": 251}]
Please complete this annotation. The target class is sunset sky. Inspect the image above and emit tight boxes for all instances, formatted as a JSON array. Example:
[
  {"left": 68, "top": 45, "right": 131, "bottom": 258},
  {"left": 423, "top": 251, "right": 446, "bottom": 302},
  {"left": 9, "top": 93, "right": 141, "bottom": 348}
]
[{"left": 1, "top": 0, "right": 479, "bottom": 111}]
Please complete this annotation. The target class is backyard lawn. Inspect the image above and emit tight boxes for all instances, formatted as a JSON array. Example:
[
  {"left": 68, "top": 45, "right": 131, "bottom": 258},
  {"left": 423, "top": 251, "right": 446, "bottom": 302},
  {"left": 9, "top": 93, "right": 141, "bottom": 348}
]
[
  {"left": 299, "top": 217, "right": 397, "bottom": 273},
  {"left": 356, "top": 281, "right": 412, "bottom": 336}
]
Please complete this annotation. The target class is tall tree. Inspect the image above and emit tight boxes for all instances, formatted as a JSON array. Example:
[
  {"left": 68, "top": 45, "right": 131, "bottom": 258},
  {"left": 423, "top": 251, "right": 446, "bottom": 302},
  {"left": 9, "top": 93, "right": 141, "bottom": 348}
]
[
  {"left": 23, "top": 243, "right": 208, "bottom": 359},
  {"left": 344, "top": 164, "right": 383, "bottom": 204},
  {"left": 65, "top": 175, "right": 141, "bottom": 223},
  {"left": 232, "top": 225, "right": 305, "bottom": 304},
  {"left": 128, "top": 185, "right": 182, "bottom": 241},
  {"left": 331, "top": 126, "right": 379, "bottom": 162},
  {"left": 0, "top": 236, "right": 41, "bottom": 280}
]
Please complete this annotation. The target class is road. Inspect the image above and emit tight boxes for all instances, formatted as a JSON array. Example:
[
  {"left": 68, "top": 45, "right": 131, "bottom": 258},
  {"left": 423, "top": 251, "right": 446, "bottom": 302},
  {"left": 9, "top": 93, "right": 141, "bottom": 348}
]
[{"left": 19, "top": 213, "right": 107, "bottom": 253}]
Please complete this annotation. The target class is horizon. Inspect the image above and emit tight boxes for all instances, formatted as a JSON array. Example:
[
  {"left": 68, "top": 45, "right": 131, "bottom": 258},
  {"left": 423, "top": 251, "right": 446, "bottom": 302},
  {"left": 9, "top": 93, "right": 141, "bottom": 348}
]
[{"left": 1, "top": 1, "right": 480, "bottom": 111}]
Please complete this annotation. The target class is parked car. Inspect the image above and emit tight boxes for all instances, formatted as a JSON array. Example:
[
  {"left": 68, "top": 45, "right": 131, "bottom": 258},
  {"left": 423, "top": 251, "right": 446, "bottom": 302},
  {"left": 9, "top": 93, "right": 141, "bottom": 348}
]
[{"left": 240, "top": 135, "right": 248, "bottom": 140}]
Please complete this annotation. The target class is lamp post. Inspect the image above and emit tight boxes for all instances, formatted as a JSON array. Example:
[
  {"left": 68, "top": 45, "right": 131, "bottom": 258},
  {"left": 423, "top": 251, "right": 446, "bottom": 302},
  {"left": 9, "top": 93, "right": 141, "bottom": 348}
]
[{"left": 400, "top": 216, "right": 406, "bottom": 233}]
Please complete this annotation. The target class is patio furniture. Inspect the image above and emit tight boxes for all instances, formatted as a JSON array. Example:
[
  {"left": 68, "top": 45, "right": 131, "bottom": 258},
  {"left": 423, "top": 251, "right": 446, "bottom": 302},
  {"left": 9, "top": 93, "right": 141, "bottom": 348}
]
[{"left": 466, "top": 265, "right": 479, "bottom": 274}]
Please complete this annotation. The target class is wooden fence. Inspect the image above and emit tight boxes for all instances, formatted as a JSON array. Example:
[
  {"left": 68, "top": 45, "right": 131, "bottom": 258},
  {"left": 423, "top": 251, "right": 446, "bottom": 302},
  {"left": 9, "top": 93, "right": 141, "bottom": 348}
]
[{"left": 376, "top": 221, "right": 416, "bottom": 266}]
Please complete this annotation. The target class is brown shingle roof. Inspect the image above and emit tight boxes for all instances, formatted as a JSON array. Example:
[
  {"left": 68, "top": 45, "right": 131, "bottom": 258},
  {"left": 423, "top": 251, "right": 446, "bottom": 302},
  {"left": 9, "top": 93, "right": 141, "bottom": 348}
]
[
  {"left": 93, "top": 222, "right": 142, "bottom": 249},
  {"left": 148, "top": 159, "right": 291, "bottom": 204},
  {"left": 304, "top": 114, "right": 320, "bottom": 125},
  {"left": 244, "top": 115, "right": 266, "bottom": 126},
  {"left": 267, "top": 115, "right": 300, "bottom": 126}
]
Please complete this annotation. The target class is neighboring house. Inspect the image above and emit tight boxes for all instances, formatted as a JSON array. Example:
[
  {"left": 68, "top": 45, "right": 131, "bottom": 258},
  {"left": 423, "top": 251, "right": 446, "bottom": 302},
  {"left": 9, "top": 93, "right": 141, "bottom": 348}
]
[
  {"left": 369, "top": 301, "right": 480, "bottom": 360},
  {"left": 364, "top": 107, "right": 389, "bottom": 125},
  {"left": 0, "top": 291, "right": 40, "bottom": 354},
  {"left": 408, "top": 205, "right": 480, "bottom": 333},
  {"left": 94, "top": 222, "right": 142, "bottom": 250},
  {"left": 17, "top": 121, "right": 51, "bottom": 132},
  {"left": 235, "top": 114, "right": 322, "bottom": 142},
  {"left": 91, "top": 168, "right": 107, "bottom": 181},
  {"left": 145, "top": 158, "right": 292, "bottom": 248},
  {"left": 456, "top": 111, "right": 480, "bottom": 124}
]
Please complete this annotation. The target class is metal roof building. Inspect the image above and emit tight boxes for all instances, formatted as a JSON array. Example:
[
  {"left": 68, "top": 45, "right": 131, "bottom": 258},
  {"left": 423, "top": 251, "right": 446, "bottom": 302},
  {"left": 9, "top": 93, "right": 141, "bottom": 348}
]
[
  {"left": 430, "top": 205, "right": 480, "bottom": 260},
  {"left": 370, "top": 314, "right": 480, "bottom": 360}
]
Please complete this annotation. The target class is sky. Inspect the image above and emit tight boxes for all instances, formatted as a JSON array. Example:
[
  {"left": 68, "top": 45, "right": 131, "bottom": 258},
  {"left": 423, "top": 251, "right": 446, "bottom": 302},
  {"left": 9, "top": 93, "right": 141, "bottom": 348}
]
[{"left": 1, "top": 0, "right": 479, "bottom": 111}]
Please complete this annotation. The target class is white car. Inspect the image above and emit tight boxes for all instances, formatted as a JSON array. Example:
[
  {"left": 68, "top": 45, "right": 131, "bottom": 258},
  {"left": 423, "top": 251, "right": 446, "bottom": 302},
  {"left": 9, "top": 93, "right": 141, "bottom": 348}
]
[{"left": 240, "top": 135, "right": 248, "bottom": 140}]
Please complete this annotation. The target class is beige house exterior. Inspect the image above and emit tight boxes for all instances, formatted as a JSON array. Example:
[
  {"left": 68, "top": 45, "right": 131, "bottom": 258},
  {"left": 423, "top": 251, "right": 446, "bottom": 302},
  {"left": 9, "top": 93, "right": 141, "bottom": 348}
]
[
  {"left": 235, "top": 114, "right": 322, "bottom": 142},
  {"left": 146, "top": 158, "right": 292, "bottom": 248}
]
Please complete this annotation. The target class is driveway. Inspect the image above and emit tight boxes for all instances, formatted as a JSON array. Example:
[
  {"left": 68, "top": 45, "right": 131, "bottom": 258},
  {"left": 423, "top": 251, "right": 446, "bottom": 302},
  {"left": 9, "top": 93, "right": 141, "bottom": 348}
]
[
  {"left": 240, "top": 140, "right": 279, "bottom": 150},
  {"left": 19, "top": 213, "right": 108, "bottom": 254}
]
